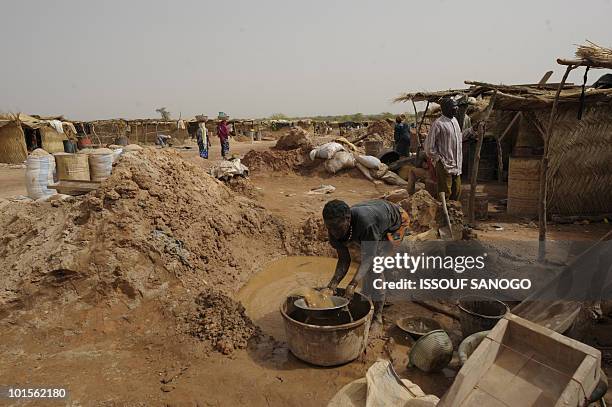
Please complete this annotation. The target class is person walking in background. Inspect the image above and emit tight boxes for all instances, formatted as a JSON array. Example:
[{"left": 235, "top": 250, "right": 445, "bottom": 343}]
[
  {"left": 217, "top": 119, "right": 230, "bottom": 159},
  {"left": 196, "top": 120, "right": 210, "bottom": 159},
  {"left": 394, "top": 114, "right": 411, "bottom": 157}
]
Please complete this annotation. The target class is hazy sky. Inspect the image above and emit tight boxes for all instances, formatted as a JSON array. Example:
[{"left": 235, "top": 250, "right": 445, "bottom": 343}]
[{"left": 1, "top": 0, "right": 611, "bottom": 120}]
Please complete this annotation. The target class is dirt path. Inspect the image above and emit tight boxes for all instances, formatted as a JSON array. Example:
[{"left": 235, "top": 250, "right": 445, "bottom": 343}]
[{"left": 0, "top": 166, "right": 26, "bottom": 198}]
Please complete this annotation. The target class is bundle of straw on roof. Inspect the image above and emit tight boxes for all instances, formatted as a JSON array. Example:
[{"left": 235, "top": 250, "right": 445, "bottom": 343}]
[{"left": 576, "top": 40, "right": 612, "bottom": 69}]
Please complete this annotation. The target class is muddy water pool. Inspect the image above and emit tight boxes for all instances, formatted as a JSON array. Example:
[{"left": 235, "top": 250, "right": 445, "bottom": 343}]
[{"left": 237, "top": 256, "right": 357, "bottom": 340}]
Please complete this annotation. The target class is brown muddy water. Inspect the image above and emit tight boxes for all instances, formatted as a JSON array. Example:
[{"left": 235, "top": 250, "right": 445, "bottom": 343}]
[{"left": 237, "top": 256, "right": 357, "bottom": 340}]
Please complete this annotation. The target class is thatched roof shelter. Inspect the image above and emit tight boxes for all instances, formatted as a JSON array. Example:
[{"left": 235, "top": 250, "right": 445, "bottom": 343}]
[
  {"left": 393, "top": 42, "right": 612, "bottom": 216},
  {"left": 0, "top": 113, "right": 69, "bottom": 163}
]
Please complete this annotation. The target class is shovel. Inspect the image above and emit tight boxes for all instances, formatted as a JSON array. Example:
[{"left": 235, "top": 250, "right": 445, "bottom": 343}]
[{"left": 438, "top": 192, "right": 454, "bottom": 240}]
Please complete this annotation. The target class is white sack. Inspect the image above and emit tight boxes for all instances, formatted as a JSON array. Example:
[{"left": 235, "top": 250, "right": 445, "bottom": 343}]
[
  {"left": 324, "top": 151, "right": 355, "bottom": 174},
  {"left": 25, "top": 152, "right": 56, "bottom": 200},
  {"left": 355, "top": 155, "right": 381, "bottom": 170}
]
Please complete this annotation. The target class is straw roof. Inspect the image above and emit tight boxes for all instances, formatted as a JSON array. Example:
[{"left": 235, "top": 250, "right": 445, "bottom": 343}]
[
  {"left": 396, "top": 81, "right": 612, "bottom": 111},
  {"left": 470, "top": 85, "right": 612, "bottom": 111},
  {"left": 567, "top": 41, "right": 612, "bottom": 69},
  {"left": 393, "top": 89, "right": 470, "bottom": 104},
  {"left": 0, "top": 113, "right": 51, "bottom": 129}
]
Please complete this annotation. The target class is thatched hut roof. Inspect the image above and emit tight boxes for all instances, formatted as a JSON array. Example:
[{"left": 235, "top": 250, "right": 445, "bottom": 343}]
[
  {"left": 467, "top": 83, "right": 612, "bottom": 111},
  {"left": 557, "top": 40, "right": 612, "bottom": 69},
  {"left": 393, "top": 89, "right": 470, "bottom": 104},
  {"left": 395, "top": 81, "right": 612, "bottom": 112},
  {"left": 0, "top": 113, "right": 49, "bottom": 129}
]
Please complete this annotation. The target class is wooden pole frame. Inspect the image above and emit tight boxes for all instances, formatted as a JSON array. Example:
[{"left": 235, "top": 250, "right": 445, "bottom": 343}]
[
  {"left": 495, "top": 112, "right": 521, "bottom": 182},
  {"left": 538, "top": 64, "right": 575, "bottom": 260},
  {"left": 415, "top": 101, "right": 429, "bottom": 154},
  {"left": 469, "top": 91, "right": 497, "bottom": 223}
]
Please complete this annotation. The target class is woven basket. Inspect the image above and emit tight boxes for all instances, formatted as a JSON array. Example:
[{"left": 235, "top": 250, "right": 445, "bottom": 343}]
[{"left": 54, "top": 153, "right": 90, "bottom": 181}]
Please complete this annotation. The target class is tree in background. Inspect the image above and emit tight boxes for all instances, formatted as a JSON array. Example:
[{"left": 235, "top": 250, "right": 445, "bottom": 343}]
[
  {"left": 269, "top": 113, "right": 288, "bottom": 120},
  {"left": 350, "top": 113, "right": 364, "bottom": 122},
  {"left": 156, "top": 107, "right": 171, "bottom": 120}
]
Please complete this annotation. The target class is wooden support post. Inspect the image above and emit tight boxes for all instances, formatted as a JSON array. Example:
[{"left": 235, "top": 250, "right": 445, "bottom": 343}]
[
  {"left": 495, "top": 112, "right": 521, "bottom": 182},
  {"left": 539, "top": 65, "right": 575, "bottom": 261},
  {"left": 410, "top": 99, "right": 419, "bottom": 154},
  {"left": 469, "top": 91, "right": 497, "bottom": 223},
  {"left": 415, "top": 101, "right": 429, "bottom": 154},
  {"left": 495, "top": 137, "right": 504, "bottom": 183},
  {"left": 523, "top": 111, "right": 547, "bottom": 140}
]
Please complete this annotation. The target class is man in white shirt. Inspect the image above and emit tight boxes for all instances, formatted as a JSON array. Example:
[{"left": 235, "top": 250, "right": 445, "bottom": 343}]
[{"left": 424, "top": 98, "right": 475, "bottom": 200}]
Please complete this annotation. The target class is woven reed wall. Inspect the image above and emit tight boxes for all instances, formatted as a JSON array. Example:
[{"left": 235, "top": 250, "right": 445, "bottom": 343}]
[
  {"left": 535, "top": 104, "right": 612, "bottom": 215},
  {"left": 40, "top": 126, "right": 67, "bottom": 153},
  {"left": 90, "top": 121, "right": 129, "bottom": 145},
  {"left": 128, "top": 123, "right": 188, "bottom": 144},
  {"left": 0, "top": 122, "right": 28, "bottom": 164}
]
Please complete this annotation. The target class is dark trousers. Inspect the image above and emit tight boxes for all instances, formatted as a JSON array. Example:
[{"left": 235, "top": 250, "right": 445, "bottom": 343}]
[{"left": 436, "top": 160, "right": 461, "bottom": 200}]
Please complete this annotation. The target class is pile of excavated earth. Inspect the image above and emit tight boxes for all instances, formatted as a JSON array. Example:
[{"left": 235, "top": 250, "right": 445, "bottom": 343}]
[
  {"left": 242, "top": 147, "right": 311, "bottom": 172},
  {"left": 346, "top": 119, "right": 395, "bottom": 147},
  {"left": 0, "top": 146, "right": 464, "bottom": 355},
  {"left": 0, "top": 149, "right": 321, "bottom": 353},
  {"left": 241, "top": 127, "right": 317, "bottom": 173}
]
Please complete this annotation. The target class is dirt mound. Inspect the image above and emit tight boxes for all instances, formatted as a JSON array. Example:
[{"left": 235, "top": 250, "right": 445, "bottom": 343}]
[
  {"left": 226, "top": 177, "right": 261, "bottom": 199},
  {"left": 348, "top": 120, "right": 395, "bottom": 149},
  {"left": 399, "top": 189, "right": 441, "bottom": 232},
  {"left": 242, "top": 147, "right": 311, "bottom": 173},
  {"left": 366, "top": 120, "right": 394, "bottom": 147},
  {"left": 399, "top": 190, "right": 463, "bottom": 233},
  {"left": 0, "top": 149, "right": 288, "bottom": 332},
  {"left": 275, "top": 127, "right": 313, "bottom": 151},
  {"left": 294, "top": 214, "right": 335, "bottom": 257},
  {"left": 188, "top": 288, "right": 260, "bottom": 354}
]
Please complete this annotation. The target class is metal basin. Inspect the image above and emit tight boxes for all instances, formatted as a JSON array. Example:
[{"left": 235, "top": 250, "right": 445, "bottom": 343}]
[
  {"left": 281, "top": 289, "right": 373, "bottom": 366},
  {"left": 458, "top": 295, "right": 509, "bottom": 338},
  {"left": 396, "top": 316, "right": 442, "bottom": 338}
]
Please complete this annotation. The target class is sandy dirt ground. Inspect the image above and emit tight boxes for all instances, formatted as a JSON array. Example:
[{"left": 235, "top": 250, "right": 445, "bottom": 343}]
[
  {"left": 0, "top": 166, "right": 27, "bottom": 199},
  {"left": 0, "top": 137, "right": 610, "bottom": 406}
]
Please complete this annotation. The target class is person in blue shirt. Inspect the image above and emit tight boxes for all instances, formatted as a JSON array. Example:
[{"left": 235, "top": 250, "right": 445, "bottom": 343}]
[{"left": 394, "top": 114, "right": 411, "bottom": 157}]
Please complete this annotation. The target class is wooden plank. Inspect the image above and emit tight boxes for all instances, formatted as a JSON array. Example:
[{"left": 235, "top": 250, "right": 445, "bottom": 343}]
[
  {"left": 48, "top": 180, "right": 101, "bottom": 195},
  {"left": 537, "top": 71, "right": 553, "bottom": 85}
]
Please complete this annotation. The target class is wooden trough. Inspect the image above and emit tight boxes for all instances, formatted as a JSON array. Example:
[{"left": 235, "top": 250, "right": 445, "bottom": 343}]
[{"left": 439, "top": 313, "right": 602, "bottom": 406}]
